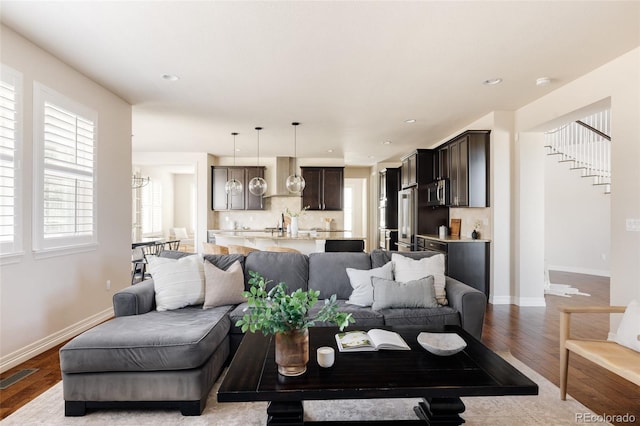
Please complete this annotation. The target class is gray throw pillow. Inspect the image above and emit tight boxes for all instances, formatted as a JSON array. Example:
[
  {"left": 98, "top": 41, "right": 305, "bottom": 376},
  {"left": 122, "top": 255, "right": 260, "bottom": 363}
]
[{"left": 371, "top": 276, "right": 438, "bottom": 310}]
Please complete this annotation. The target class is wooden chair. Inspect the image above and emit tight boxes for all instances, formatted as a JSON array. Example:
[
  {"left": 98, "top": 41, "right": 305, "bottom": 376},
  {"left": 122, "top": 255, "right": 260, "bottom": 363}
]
[
  {"left": 164, "top": 240, "right": 180, "bottom": 250},
  {"left": 202, "top": 242, "right": 229, "bottom": 255},
  {"left": 264, "top": 246, "right": 301, "bottom": 254},
  {"left": 227, "top": 245, "right": 260, "bottom": 255},
  {"left": 559, "top": 305, "right": 640, "bottom": 400}
]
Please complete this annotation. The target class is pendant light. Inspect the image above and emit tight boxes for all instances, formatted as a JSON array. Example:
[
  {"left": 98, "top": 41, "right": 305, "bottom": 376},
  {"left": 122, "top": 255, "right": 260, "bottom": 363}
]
[
  {"left": 249, "top": 127, "right": 268, "bottom": 196},
  {"left": 225, "top": 132, "right": 243, "bottom": 195},
  {"left": 286, "top": 122, "right": 306, "bottom": 194}
]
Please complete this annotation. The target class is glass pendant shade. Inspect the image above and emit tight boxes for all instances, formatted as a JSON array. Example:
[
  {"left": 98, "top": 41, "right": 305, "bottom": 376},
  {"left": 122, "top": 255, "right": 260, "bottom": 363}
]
[
  {"left": 225, "top": 178, "right": 243, "bottom": 195},
  {"left": 285, "top": 174, "right": 305, "bottom": 194},
  {"left": 225, "top": 132, "right": 243, "bottom": 195},
  {"left": 287, "top": 122, "right": 305, "bottom": 194},
  {"left": 249, "top": 126, "right": 267, "bottom": 196},
  {"left": 249, "top": 176, "right": 267, "bottom": 196}
]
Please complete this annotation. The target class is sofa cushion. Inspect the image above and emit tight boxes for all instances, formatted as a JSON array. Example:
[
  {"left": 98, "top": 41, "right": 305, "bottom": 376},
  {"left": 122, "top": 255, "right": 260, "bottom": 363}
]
[
  {"left": 203, "top": 259, "right": 246, "bottom": 309},
  {"left": 308, "top": 300, "right": 386, "bottom": 328},
  {"left": 244, "top": 251, "right": 309, "bottom": 292},
  {"left": 60, "top": 305, "right": 232, "bottom": 373},
  {"left": 146, "top": 254, "right": 205, "bottom": 311},
  {"left": 345, "top": 261, "right": 393, "bottom": 307},
  {"left": 203, "top": 253, "right": 245, "bottom": 271},
  {"left": 380, "top": 306, "right": 460, "bottom": 328},
  {"left": 370, "top": 249, "right": 439, "bottom": 268},
  {"left": 309, "top": 252, "right": 371, "bottom": 299},
  {"left": 371, "top": 276, "right": 438, "bottom": 311}
]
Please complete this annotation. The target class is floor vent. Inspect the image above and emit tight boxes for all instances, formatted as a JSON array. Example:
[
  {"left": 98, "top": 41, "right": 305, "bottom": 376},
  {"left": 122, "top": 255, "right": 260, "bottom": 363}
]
[{"left": 0, "top": 368, "right": 38, "bottom": 390}]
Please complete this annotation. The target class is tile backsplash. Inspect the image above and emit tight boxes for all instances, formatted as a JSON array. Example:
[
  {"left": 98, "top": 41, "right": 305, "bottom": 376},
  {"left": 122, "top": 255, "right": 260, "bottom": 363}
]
[
  {"left": 449, "top": 207, "right": 492, "bottom": 240},
  {"left": 213, "top": 196, "right": 344, "bottom": 231}
]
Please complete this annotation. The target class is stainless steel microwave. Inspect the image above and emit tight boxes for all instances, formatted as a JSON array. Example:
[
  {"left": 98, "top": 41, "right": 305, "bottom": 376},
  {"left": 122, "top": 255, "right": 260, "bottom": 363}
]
[{"left": 426, "top": 179, "right": 449, "bottom": 206}]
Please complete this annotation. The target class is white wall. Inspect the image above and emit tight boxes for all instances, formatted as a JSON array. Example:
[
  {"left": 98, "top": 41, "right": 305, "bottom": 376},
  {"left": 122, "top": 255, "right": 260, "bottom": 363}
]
[
  {"left": 545, "top": 155, "right": 611, "bottom": 276},
  {"left": 0, "top": 26, "right": 132, "bottom": 371},
  {"left": 516, "top": 48, "right": 640, "bottom": 330}
]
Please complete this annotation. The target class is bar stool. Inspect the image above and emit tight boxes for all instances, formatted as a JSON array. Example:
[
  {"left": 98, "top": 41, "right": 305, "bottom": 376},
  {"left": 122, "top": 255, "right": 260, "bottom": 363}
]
[
  {"left": 227, "top": 245, "right": 260, "bottom": 255},
  {"left": 202, "top": 242, "right": 229, "bottom": 254}
]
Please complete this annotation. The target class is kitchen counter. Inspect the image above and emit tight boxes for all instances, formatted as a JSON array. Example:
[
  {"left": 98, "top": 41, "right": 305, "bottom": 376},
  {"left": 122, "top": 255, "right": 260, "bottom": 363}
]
[
  {"left": 417, "top": 234, "right": 491, "bottom": 243},
  {"left": 207, "top": 230, "right": 366, "bottom": 254}
]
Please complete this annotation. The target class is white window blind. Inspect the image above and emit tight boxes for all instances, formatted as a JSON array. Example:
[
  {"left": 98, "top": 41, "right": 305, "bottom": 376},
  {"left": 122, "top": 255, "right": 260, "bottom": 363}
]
[
  {"left": 141, "top": 180, "right": 162, "bottom": 235},
  {"left": 34, "top": 83, "right": 97, "bottom": 253},
  {"left": 0, "top": 65, "right": 22, "bottom": 256}
]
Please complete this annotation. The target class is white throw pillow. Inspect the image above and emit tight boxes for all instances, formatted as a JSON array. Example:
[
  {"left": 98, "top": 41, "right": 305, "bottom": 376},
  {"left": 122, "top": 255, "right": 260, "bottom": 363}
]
[
  {"left": 147, "top": 255, "right": 205, "bottom": 311},
  {"left": 203, "top": 260, "right": 246, "bottom": 309},
  {"left": 345, "top": 261, "right": 394, "bottom": 307},
  {"left": 392, "top": 253, "right": 447, "bottom": 305},
  {"left": 612, "top": 299, "right": 640, "bottom": 352}
]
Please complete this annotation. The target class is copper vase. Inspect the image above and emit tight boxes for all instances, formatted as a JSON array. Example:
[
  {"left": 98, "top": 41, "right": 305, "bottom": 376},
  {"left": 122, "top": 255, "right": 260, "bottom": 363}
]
[{"left": 275, "top": 328, "right": 309, "bottom": 376}]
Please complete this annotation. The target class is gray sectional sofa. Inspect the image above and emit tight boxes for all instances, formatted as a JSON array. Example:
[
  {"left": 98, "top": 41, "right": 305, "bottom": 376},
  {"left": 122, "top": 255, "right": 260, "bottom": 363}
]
[{"left": 59, "top": 249, "right": 487, "bottom": 416}]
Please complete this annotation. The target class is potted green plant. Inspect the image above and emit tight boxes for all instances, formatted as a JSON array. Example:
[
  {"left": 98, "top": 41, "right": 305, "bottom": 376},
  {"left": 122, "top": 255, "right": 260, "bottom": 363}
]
[{"left": 236, "top": 271, "right": 354, "bottom": 376}]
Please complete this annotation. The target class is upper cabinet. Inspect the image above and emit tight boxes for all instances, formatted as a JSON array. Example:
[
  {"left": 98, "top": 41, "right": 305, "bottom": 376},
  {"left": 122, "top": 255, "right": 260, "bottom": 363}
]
[
  {"left": 301, "top": 167, "right": 344, "bottom": 210},
  {"left": 437, "top": 130, "right": 490, "bottom": 207},
  {"left": 211, "top": 166, "right": 266, "bottom": 210},
  {"left": 400, "top": 149, "right": 436, "bottom": 188}
]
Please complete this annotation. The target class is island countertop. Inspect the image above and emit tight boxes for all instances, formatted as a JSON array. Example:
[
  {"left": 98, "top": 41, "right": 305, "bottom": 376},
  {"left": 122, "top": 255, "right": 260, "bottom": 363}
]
[
  {"left": 208, "top": 229, "right": 365, "bottom": 241},
  {"left": 417, "top": 234, "right": 491, "bottom": 243}
]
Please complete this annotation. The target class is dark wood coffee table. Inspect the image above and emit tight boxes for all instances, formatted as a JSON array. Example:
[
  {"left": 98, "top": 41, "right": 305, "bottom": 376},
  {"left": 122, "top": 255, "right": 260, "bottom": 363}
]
[{"left": 218, "top": 325, "right": 538, "bottom": 425}]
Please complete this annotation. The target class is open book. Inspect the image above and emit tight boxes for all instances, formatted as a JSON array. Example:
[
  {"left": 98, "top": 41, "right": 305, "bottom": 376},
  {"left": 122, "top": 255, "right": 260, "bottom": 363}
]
[{"left": 335, "top": 329, "right": 411, "bottom": 352}]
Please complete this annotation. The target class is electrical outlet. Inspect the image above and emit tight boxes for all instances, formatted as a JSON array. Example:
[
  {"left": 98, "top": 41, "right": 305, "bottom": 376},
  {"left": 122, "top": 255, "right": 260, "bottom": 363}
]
[
  {"left": 106, "top": 280, "right": 111, "bottom": 291},
  {"left": 626, "top": 219, "right": 640, "bottom": 232}
]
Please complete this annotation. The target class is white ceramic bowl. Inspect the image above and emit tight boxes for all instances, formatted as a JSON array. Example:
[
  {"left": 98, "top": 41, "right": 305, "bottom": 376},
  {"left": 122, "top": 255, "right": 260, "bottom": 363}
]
[{"left": 417, "top": 332, "right": 467, "bottom": 356}]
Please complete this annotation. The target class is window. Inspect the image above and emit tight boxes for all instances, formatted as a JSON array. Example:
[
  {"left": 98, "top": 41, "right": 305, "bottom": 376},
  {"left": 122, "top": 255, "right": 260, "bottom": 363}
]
[
  {"left": 33, "top": 83, "right": 97, "bottom": 254},
  {"left": 140, "top": 180, "right": 162, "bottom": 236},
  {"left": 0, "top": 65, "right": 23, "bottom": 258}
]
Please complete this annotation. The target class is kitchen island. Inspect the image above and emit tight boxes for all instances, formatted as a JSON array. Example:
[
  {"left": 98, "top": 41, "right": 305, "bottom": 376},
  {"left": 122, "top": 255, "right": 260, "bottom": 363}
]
[{"left": 207, "top": 229, "right": 366, "bottom": 254}]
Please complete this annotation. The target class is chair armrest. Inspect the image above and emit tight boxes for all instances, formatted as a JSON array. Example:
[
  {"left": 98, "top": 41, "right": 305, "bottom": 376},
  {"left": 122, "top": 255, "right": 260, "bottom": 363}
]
[
  {"left": 445, "top": 277, "right": 487, "bottom": 341},
  {"left": 559, "top": 306, "right": 626, "bottom": 314},
  {"left": 112, "top": 279, "right": 156, "bottom": 317},
  {"left": 559, "top": 305, "right": 626, "bottom": 345}
]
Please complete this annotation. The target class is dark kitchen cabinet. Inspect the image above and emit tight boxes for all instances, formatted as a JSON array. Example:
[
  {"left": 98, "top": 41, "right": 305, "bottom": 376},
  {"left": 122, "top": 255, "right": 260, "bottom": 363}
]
[
  {"left": 417, "top": 236, "right": 490, "bottom": 299},
  {"left": 378, "top": 167, "right": 400, "bottom": 229},
  {"left": 211, "top": 166, "right": 266, "bottom": 211},
  {"left": 400, "top": 149, "right": 435, "bottom": 188},
  {"left": 437, "top": 130, "right": 489, "bottom": 207},
  {"left": 301, "top": 167, "right": 344, "bottom": 210}
]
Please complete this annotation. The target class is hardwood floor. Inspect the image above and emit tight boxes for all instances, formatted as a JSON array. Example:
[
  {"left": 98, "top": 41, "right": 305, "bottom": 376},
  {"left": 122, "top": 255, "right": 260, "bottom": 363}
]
[{"left": 1, "top": 271, "right": 638, "bottom": 423}]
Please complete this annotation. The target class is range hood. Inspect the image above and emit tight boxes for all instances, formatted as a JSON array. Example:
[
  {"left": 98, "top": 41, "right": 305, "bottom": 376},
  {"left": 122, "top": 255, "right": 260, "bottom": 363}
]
[{"left": 264, "top": 156, "right": 301, "bottom": 198}]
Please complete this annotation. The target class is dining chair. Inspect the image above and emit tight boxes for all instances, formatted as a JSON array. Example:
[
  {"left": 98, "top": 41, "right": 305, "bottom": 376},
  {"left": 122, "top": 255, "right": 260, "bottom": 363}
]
[
  {"left": 264, "top": 246, "right": 301, "bottom": 254},
  {"left": 164, "top": 240, "right": 181, "bottom": 250},
  {"left": 202, "top": 242, "right": 229, "bottom": 255},
  {"left": 226, "top": 245, "right": 260, "bottom": 255}
]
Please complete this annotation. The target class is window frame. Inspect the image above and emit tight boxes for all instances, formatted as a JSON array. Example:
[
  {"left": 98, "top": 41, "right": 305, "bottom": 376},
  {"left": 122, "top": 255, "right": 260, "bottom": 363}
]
[
  {"left": 33, "top": 82, "right": 98, "bottom": 257},
  {"left": 0, "top": 64, "right": 24, "bottom": 262}
]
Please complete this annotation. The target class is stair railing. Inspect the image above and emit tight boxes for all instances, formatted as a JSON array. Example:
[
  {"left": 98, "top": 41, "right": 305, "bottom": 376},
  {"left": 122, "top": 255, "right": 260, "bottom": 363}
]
[{"left": 544, "top": 109, "right": 611, "bottom": 193}]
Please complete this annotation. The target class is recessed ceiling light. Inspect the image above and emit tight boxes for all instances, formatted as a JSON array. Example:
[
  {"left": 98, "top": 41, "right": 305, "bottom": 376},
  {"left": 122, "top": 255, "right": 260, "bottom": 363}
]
[
  {"left": 404, "top": 119, "right": 416, "bottom": 124},
  {"left": 162, "top": 74, "right": 179, "bottom": 81},
  {"left": 235, "top": 148, "right": 240, "bottom": 152},
  {"left": 327, "top": 149, "right": 334, "bottom": 153},
  {"left": 483, "top": 78, "right": 502, "bottom": 86},
  {"left": 383, "top": 141, "right": 392, "bottom": 145},
  {"left": 536, "top": 77, "right": 552, "bottom": 86}
]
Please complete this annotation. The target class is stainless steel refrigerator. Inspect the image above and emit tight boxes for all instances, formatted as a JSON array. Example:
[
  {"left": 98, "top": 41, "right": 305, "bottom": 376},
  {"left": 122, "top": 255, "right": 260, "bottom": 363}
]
[{"left": 397, "top": 187, "right": 416, "bottom": 251}]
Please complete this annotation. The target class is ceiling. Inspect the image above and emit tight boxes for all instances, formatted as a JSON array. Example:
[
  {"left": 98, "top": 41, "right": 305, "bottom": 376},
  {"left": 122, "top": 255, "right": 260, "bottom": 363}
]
[{"left": 2, "top": 1, "right": 639, "bottom": 166}]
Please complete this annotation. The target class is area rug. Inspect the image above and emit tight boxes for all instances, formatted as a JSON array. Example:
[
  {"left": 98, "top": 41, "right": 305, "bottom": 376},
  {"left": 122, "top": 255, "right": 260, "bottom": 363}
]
[{"left": 1, "top": 353, "right": 608, "bottom": 425}]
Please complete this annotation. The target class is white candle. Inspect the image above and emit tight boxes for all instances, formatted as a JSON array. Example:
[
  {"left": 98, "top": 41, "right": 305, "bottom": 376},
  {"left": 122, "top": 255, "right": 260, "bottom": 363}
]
[{"left": 317, "top": 346, "right": 335, "bottom": 368}]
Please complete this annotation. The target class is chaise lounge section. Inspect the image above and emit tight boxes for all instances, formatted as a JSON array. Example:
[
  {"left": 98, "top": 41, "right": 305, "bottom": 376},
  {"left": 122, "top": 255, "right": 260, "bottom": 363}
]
[{"left": 59, "top": 249, "right": 487, "bottom": 416}]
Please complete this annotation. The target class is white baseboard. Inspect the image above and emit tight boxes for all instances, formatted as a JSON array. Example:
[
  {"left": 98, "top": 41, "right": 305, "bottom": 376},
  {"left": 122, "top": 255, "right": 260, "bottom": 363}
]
[
  {"left": 548, "top": 264, "right": 610, "bottom": 278},
  {"left": 489, "top": 295, "right": 546, "bottom": 307},
  {"left": 0, "top": 307, "right": 114, "bottom": 374}
]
